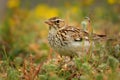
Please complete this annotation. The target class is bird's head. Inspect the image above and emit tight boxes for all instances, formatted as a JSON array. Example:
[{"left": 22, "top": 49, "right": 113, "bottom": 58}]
[{"left": 45, "top": 17, "right": 65, "bottom": 30}]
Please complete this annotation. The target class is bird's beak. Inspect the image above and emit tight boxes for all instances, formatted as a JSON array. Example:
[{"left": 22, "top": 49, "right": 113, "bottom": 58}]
[{"left": 44, "top": 20, "right": 52, "bottom": 25}]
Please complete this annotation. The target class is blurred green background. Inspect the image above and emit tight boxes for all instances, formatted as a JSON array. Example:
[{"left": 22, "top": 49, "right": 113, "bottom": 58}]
[
  {"left": 0, "top": 0, "right": 120, "bottom": 80},
  {"left": 0, "top": 0, "right": 120, "bottom": 59}
]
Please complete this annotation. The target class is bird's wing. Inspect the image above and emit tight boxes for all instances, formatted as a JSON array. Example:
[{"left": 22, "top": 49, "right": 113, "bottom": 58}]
[
  {"left": 58, "top": 26, "right": 89, "bottom": 42},
  {"left": 58, "top": 26, "right": 107, "bottom": 42},
  {"left": 91, "top": 33, "right": 106, "bottom": 41}
]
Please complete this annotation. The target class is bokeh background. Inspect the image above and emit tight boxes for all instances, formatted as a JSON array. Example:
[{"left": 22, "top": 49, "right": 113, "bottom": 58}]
[
  {"left": 0, "top": 0, "right": 120, "bottom": 79},
  {"left": 0, "top": 0, "right": 120, "bottom": 61}
]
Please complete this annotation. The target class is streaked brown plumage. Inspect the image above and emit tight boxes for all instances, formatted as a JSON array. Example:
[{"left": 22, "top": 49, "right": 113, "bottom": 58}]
[{"left": 45, "top": 17, "right": 106, "bottom": 57}]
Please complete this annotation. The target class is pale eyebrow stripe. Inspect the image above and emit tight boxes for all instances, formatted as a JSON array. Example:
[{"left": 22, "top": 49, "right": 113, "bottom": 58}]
[{"left": 51, "top": 19, "right": 63, "bottom": 22}]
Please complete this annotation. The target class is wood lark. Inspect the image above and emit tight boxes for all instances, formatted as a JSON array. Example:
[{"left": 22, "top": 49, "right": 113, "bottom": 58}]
[{"left": 45, "top": 17, "right": 106, "bottom": 58}]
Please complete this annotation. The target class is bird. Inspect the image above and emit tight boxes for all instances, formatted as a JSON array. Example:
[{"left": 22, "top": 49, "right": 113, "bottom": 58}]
[{"left": 45, "top": 17, "right": 106, "bottom": 58}]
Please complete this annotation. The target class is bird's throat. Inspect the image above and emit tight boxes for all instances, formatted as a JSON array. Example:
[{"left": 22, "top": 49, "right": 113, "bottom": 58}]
[{"left": 49, "top": 26, "right": 57, "bottom": 35}]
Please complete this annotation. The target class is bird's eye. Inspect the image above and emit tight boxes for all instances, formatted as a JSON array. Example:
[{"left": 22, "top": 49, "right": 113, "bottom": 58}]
[{"left": 56, "top": 20, "right": 60, "bottom": 23}]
